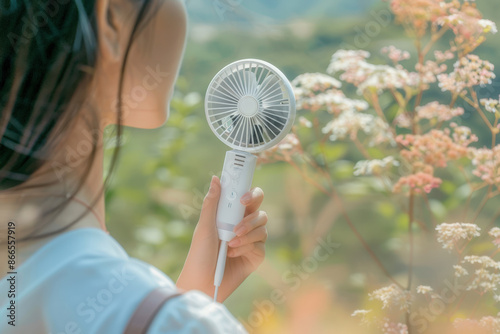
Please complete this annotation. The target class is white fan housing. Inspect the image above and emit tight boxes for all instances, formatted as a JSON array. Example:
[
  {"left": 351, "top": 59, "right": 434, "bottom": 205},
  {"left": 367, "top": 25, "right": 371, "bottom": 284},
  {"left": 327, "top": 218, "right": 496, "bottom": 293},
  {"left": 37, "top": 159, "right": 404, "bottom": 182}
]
[{"left": 205, "top": 59, "right": 296, "bottom": 154}]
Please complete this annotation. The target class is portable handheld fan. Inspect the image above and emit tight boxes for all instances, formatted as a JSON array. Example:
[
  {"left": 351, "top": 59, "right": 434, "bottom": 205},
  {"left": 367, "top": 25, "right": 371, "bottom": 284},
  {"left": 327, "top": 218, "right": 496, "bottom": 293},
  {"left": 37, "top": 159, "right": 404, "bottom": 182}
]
[{"left": 205, "top": 59, "right": 296, "bottom": 301}]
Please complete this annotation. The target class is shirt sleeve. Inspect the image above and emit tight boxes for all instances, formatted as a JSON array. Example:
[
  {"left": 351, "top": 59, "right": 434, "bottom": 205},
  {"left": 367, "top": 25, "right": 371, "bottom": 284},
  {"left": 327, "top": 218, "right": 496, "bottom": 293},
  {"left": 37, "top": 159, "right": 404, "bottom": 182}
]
[{"left": 146, "top": 290, "right": 248, "bottom": 334}]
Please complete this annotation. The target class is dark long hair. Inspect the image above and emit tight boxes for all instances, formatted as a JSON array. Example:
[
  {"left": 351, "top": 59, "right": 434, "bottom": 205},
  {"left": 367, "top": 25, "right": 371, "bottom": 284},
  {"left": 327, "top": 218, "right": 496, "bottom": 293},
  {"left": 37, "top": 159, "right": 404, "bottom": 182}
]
[{"left": 0, "top": 0, "right": 157, "bottom": 242}]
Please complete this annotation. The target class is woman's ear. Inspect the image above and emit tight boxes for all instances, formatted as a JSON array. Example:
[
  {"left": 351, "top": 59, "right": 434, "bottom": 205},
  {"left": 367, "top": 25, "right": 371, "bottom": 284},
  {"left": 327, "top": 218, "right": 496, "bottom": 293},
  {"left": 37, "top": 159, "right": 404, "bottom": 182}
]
[{"left": 95, "top": 0, "right": 136, "bottom": 61}]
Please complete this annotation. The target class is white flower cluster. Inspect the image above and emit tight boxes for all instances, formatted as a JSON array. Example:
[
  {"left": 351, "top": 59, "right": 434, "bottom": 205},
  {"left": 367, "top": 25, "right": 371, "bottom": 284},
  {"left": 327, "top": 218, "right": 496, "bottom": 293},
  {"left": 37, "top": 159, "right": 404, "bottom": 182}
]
[
  {"left": 480, "top": 97, "right": 500, "bottom": 114},
  {"left": 478, "top": 19, "right": 498, "bottom": 34},
  {"left": 297, "top": 116, "right": 312, "bottom": 128},
  {"left": 357, "top": 65, "right": 412, "bottom": 95},
  {"left": 322, "top": 110, "right": 395, "bottom": 147},
  {"left": 416, "top": 285, "right": 433, "bottom": 295},
  {"left": 490, "top": 227, "right": 500, "bottom": 238},
  {"left": 352, "top": 309, "right": 372, "bottom": 317},
  {"left": 489, "top": 227, "right": 500, "bottom": 248},
  {"left": 353, "top": 156, "right": 400, "bottom": 176},
  {"left": 368, "top": 284, "right": 412, "bottom": 312},
  {"left": 463, "top": 255, "right": 499, "bottom": 269},
  {"left": 394, "top": 113, "right": 412, "bottom": 128},
  {"left": 292, "top": 72, "right": 342, "bottom": 92},
  {"left": 450, "top": 124, "right": 478, "bottom": 146},
  {"left": 435, "top": 222, "right": 481, "bottom": 251},
  {"left": 459, "top": 255, "right": 500, "bottom": 294},
  {"left": 327, "top": 49, "right": 371, "bottom": 74},
  {"left": 351, "top": 309, "right": 373, "bottom": 326},
  {"left": 292, "top": 73, "right": 368, "bottom": 114},
  {"left": 453, "top": 265, "right": 469, "bottom": 278},
  {"left": 328, "top": 49, "right": 416, "bottom": 95},
  {"left": 277, "top": 133, "right": 300, "bottom": 151}
]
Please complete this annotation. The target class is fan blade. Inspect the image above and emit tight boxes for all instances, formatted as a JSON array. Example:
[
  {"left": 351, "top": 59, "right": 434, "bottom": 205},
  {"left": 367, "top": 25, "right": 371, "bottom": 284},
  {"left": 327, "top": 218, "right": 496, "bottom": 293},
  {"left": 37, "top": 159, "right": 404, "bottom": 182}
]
[
  {"left": 258, "top": 74, "right": 282, "bottom": 101},
  {"left": 251, "top": 119, "right": 265, "bottom": 145},
  {"left": 256, "top": 74, "right": 287, "bottom": 137},
  {"left": 242, "top": 70, "right": 258, "bottom": 96}
]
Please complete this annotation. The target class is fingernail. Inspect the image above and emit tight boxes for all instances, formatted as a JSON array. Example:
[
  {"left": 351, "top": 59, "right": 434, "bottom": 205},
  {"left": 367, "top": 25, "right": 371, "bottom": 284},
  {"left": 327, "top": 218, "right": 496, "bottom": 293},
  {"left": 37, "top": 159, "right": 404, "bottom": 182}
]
[
  {"left": 233, "top": 225, "right": 246, "bottom": 236},
  {"left": 228, "top": 238, "right": 240, "bottom": 247},
  {"left": 240, "top": 193, "right": 251, "bottom": 204}
]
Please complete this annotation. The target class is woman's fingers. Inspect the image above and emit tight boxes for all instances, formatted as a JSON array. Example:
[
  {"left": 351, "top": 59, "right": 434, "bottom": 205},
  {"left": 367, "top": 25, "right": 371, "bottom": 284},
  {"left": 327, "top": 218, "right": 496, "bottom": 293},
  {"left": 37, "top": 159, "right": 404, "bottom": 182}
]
[
  {"left": 240, "top": 187, "right": 264, "bottom": 216},
  {"left": 233, "top": 210, "right": 268, "bottom": 237},
  {"left": 228, "top": 241, "right": 265, "bottom": 258},
  {"left": 228, "top": 225, "right": 268, "bottom": 248}
]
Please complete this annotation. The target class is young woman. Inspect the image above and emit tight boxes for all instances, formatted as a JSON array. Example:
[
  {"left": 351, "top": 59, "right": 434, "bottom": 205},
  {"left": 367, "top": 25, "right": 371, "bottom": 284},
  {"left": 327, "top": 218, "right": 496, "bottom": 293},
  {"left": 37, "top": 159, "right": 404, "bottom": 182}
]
[{"left": 0, "top": 0, "right": 268, "bottom": 333}]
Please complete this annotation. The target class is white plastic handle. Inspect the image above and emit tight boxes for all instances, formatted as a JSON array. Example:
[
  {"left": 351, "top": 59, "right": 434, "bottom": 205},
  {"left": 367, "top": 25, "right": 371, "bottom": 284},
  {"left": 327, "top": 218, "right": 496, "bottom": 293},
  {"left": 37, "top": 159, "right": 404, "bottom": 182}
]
[{"left": 216, "top": 149, "right": 257, "bottom": 242}]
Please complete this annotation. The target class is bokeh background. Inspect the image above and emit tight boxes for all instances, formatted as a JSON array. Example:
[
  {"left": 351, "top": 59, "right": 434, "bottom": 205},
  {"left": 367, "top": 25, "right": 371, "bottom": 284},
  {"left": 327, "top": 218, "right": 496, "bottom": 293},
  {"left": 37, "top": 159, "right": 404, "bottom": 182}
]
[{"left": 104, "top": 1, "right": 500, "bottom": 333}]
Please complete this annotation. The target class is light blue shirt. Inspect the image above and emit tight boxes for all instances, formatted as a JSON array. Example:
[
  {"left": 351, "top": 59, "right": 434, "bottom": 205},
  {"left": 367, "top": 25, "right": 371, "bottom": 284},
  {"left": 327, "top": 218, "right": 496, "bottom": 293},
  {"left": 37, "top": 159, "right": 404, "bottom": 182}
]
[{"left": 0, "top": 228, "right": 247, "bottom": 334}]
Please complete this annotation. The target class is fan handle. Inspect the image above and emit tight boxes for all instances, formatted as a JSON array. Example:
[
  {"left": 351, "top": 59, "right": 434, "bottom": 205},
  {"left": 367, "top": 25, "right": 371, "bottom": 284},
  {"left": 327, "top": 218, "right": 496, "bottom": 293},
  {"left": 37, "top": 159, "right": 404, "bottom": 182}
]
[
  {"left": 216, "top": 149, "right": 257, "bottom": 241},
  {"left": 213, "top": 149, "right": 256, "bottom": 301}
]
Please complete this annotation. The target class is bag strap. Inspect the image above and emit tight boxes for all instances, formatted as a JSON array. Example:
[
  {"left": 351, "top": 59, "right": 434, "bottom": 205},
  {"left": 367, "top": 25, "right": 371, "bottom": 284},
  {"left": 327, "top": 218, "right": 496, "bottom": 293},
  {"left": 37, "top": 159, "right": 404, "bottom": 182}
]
[{"left": 123, "top": 286, "right": 184, "bottom": 334}]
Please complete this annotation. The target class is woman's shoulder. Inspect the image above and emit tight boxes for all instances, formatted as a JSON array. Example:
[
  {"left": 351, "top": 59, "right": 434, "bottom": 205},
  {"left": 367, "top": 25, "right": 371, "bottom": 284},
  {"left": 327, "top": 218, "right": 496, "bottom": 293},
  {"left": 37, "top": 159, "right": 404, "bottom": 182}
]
[{"left": 15, "top": 227, "right": 247, "bottom": 333}]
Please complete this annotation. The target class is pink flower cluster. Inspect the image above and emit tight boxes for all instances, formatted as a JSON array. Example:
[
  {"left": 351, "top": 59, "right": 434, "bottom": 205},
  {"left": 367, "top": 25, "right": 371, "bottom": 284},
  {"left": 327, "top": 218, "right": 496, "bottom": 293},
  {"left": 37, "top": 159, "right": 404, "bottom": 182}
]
[
  {"left": 454, "top": 316, "right": 500, "bottom": 333},
  {"left": 434, "top": 50, "right": 455, "bottom": 62},
  {"left": 415, "top": 60, "right": 448, "bottom": 84},
  {"left": 257, "top": 133, "right": 302, "bottom": 164},
  {"left": 393, "top": 171, "right": 442, "bottom": 194},
  {"left": 397, "top": 128, "right": 475, "bottom": 168},
  {"left": 468, "top": 145, "right": 500, "bottom": 185},
  {"left": 381, "top": 321, "right": 409, "bottom": 334},
  {"left": 437, "top": 54, "right": 495, "bottom": 94},
  {"left": 416, "top": 102, "right": 464, "bottom": 122},
  {"left": 437, "top": 4, "right": 497, "bottom": 53},
  {"left": 382, "top": 46, "right": 410, "bottom": 64},
  {"left": 390, "top": 0, "right": 453, "bottom": 37},
  {"left": 394, "top": 128, "right": 477, "bottom": 193},
  {"left": 390, "top": 0, "right": 496, "bottom": 53}
]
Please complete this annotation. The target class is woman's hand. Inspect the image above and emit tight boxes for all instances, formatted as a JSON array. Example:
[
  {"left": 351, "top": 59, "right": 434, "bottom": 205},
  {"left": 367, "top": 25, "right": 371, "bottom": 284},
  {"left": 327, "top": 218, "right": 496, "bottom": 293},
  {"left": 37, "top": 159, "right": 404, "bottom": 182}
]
[{"left": 176, "top": 175, "right": 268, "bottom": 302}]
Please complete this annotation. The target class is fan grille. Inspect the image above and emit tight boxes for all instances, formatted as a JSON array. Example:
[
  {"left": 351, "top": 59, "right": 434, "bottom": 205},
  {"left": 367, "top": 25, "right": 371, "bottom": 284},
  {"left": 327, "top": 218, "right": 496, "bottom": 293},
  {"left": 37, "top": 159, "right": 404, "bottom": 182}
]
[{"left": 205, "top": 59, "right": 296, "bottom": 153}]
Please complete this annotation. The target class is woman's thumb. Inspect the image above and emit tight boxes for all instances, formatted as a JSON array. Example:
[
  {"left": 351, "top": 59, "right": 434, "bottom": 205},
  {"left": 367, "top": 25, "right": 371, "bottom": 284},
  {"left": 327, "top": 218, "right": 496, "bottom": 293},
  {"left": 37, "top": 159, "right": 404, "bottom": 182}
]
[{"left": 199, "top": 175, "right": 221, "bottom": 226}]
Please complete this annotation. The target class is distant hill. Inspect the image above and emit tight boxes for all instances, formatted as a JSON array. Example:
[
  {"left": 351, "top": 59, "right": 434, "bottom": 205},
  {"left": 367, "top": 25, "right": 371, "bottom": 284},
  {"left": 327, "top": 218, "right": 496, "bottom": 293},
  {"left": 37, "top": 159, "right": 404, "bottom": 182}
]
[{"left": 185, "top": 0, "right": 378, "bottom": 24}]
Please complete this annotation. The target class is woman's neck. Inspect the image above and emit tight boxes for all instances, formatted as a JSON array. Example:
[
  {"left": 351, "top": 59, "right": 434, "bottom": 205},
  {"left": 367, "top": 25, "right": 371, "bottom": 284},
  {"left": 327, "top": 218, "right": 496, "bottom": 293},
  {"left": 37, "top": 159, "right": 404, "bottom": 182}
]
[{"left": 0, "top": 118, "right": 107, "bottom": 277}]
